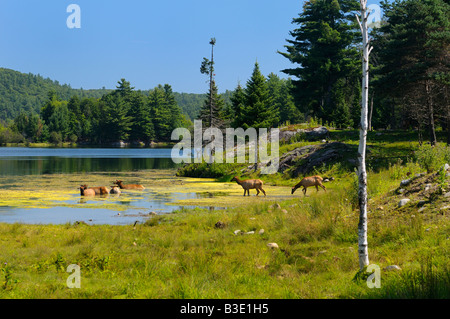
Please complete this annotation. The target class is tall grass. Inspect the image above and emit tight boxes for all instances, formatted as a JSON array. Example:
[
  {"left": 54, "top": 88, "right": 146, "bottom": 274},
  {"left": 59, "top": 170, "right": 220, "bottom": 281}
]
[{"left": 368, "top": 256, "right": 450, "bottom": 299}]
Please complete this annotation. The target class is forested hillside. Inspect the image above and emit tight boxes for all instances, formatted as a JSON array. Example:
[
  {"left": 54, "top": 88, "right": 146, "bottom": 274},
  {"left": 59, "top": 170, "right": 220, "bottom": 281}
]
[
  {"left": 0, "top": 68, "right": 208, "bottom": 122},
  {"left": 0, "top": 68, "right": 110, "bottom": 121}
]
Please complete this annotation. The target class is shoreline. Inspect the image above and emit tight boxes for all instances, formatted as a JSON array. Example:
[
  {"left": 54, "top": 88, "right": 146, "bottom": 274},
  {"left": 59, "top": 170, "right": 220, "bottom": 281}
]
[{"left": 0, "top": 141, "right": 176, "bottom": 148}]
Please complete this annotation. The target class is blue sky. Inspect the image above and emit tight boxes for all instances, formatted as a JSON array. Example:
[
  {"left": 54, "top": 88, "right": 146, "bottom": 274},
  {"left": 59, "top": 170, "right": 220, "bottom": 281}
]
[{"left": 0, "top": 0, "right": 385, "bottom": 94}]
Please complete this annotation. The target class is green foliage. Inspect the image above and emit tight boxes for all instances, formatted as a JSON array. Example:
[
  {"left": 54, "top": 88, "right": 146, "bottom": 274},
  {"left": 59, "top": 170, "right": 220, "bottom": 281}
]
[
  {"left": 198, "top": 80, "right": 226, "bottom": 128},
  {"left": 0, "top": 123, "right": 24, "bottom": 144},
  {"left": 374, "top": 0, "right": 450, "bottom": 142},
  {"left": 238, "top": 62, "right": 280, "bottom": 129},
  {"left": 230, "top": 84, "right": 246, "bottom": 128},
  {"left": 279, "top": 0, "right": 361, "bottom": 127},
  {"left": 49, "top": 131, "right": 63, "bottom": 145},
  {"left": 0, "top": 68, "right": 110, "bottom": 121},
  {"left": 149, "top": 84, "right": 182, "bottom": 141},
  {"left": 1, "top": 77, "right": 185, "bottom": 144},
  {"left": 176, "top": 162, "right": 243, "bottom": 178},
  {"left": 99, "top": 93, "right": 132, "bottom": 142},
  {"left": 1, "top": 263, "right": 13, "bottom": 290},
  {"left": 173, "top": 92, "right": 207, "bottom": 120},
  {"left": 267, "top": 73, "right": 304, "bottom": 125},
  {"left": 415, "top": 144, "right": 450, "bottom": 173}
]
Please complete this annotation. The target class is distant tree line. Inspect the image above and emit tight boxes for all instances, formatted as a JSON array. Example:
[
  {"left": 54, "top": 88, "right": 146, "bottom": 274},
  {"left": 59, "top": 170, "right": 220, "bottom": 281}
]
[
  {"left": 0, "top": 68, "right": 110, "bottom": 121},
  {"left": 0, "top": 79, "right": 188, "bottom": 145}
]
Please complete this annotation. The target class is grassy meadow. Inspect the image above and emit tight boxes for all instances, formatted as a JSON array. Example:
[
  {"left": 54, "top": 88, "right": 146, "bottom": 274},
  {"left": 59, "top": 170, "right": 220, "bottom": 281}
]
[{"left": 0, "top": 129, "right": 449, "bottom": 299}]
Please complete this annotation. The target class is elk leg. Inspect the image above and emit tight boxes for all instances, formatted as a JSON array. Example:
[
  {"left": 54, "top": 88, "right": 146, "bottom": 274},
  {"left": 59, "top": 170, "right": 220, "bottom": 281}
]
[{"left": 261, "top": 188, "right": 266, "bottom": 197}]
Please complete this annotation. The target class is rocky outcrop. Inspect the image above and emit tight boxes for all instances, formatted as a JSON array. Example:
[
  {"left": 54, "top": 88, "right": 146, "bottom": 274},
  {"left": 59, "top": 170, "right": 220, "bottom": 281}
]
[
  {"left": 278, "top": 142, "right": 355, "bottom": 177},
  {"left": 241, "top": 141, "right": 355, "bottom": 177},
  {"left": 279, "top": 126, "right": 330, "bottom": 142}
]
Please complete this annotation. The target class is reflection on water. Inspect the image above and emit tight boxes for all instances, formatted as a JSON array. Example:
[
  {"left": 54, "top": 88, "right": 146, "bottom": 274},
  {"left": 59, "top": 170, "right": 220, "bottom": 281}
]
[{"left": 0, "top": 147, "right": 182, "bottom": 176}]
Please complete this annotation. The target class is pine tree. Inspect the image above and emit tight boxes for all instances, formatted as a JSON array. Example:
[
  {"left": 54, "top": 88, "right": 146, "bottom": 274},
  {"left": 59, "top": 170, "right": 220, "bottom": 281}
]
[
  {"left": 279, "top": 0, "right": 361, "bottom": 126},
  {"left": 230, "top": 83, "right": 246, "bottom": 128},
  {"left": 149, "top": 85, "right": 172, "bottom": 141},
  {"left": 129, "top": 91, "right": 154, "bottom": 145},
  {"left": 163, "top": 84, "right": 184, "bottom": 131},
  {"left": 240, "top": 62, "right": 279, "bottom": 129},
  {"left": 376, "top": 0, "right": 450, "bottom": 145},
  {"left": 100, "top": 93, "right": 132, "bottom": 142},
  {"left": 40, "top": 91, "right": 70, "bottom": 141},
  {"left": 266, "top": 73, "right": 303, "bottom": 125},
  {"left": 199, "top": 38, "right": 226, "bottom": 129},
  {"left": 198, "top": 80, "right": 225, "bottom": 128},
  {"left": 67, "top": 95, "right": 82, "bottom": 139},
  {"left": 115, "top": 78, "right": 134, "bottom": 100}
]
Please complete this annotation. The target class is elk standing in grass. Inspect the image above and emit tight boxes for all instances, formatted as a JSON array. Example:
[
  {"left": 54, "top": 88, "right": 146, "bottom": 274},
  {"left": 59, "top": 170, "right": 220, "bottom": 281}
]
[
  {"left": 231, "top": 176, "right": 266, "bottom": 197},
  {"left": 113, "top": 180, "right": 145, "bottom": 190},
  {"left": 291, "top": 175, "right": 326, "bottom": 196}
]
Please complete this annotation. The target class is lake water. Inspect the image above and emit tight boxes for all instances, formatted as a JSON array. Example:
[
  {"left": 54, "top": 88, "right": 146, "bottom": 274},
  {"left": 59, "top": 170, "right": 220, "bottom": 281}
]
[
  {"left": 0, "top": 147, "right": 216, "bottom": 225},
  {"left": 0, "top": 147, "right": 181, "bottom": 175}
]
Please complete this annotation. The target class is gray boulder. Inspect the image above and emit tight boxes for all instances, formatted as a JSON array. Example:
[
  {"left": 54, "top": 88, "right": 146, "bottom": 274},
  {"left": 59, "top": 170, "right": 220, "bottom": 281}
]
[
  {"left": 398, "top": 198, "right": 411, "bottom": 207},
  {"left": 304, "top": 126, "right": 329, "bottom": 141}
]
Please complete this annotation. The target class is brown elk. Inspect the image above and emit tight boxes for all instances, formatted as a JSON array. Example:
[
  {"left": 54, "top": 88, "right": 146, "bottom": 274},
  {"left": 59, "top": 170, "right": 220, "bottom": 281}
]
[
  {"left": 113, "top": 180, "right": 145, "bottom": 190},
  {"left": 79, "top": 185, "right": 96, "bottom": 196},
  {"left": 109, "top": 186, "right": 121, "bottom": 195},
  {"left": 231, "top": 176, "right": 266, "bottom": 197},
  {"left": 80, "top": 184, "right": 109, "bottom": 195},
  {"left": 291, "top": 175, "right": 326, "bottom": 196}
]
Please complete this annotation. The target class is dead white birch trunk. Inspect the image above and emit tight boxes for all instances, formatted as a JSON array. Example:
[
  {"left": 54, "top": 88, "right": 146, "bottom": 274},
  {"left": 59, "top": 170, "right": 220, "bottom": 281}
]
[{"left": 356, "top": 0, "right": 373, "bottom": 270}]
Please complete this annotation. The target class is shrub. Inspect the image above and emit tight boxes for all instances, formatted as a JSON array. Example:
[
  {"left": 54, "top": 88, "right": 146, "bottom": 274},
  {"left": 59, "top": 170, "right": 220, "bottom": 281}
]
[
  {"left": 50, "top": 131, "right": 62, "bottom": 145},
  {"left": 415, "top": 144, "right": 450, "bottom": 173}
]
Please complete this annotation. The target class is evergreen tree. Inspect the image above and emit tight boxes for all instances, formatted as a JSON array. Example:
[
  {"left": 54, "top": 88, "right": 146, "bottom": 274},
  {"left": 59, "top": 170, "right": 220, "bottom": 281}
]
[
  {"left": 230, "top": 83, "right": 246, "bottom": 128},
  {"left": 279, "top": 0, "right": 361, "bottom": 126},
  {"left": 115, "top": 78, "right": 134, "bottom": 101},
  {"left": 376, "top": 0, "right": 450, "bottom": 145},
  {"left": 67, "top": 95, "right": 82, "bottom": 139},
  {"left": 149, "top": 85, "right": 172, "bottom": 141},
  {"left": 240, "top": 62, "right": 279, "bottom": 129},
  {"left": 100, "top": 93, "right": 132, "bottom": 142},
  {"left": 266, "top": 73, "right": 303, "bottom": 125},
  {"left": 199, "top": 38, "right": 226, "bottom": 129},
  {"left": 198, "top": 80, "right": 226, "bottom": 128},
  {"left": 129, "top": 91, "right": 154, "bottom": 145},
  {"left": 163, "top": 84, "right": 184, "bottom": 131},
  {"left": 79, "top": 97, "right": 98, "bottom": 142},
  {"left": 13, "top": 111, "right": 30, "bottom": 140},
  {"left": 40, "top": 91, "right": 70, "bottom": 141}
]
